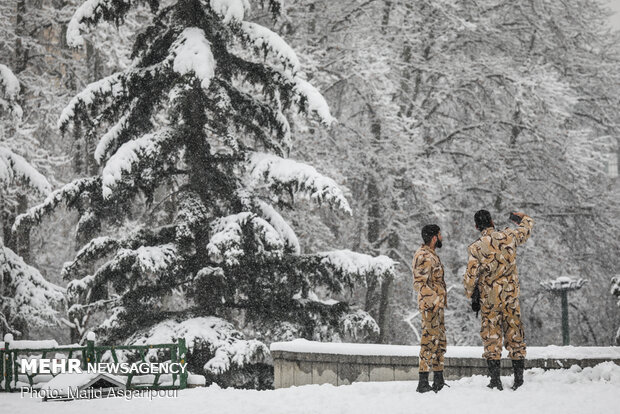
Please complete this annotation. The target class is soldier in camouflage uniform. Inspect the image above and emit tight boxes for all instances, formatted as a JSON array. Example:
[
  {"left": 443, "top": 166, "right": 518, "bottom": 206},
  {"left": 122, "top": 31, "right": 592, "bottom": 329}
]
[
  {"left": 412, "top": 224, "right": 447, "bottom": 393},
  {"left": 463, "top": 210, "right": 534, "bottom": 390}
]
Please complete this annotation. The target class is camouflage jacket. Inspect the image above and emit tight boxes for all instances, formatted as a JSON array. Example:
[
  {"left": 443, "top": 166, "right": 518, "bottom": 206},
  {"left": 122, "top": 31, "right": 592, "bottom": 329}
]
[
  {"left": 463, "top": 215, "right": 534, "bottom": 305},
  {"left": 412, "top": 244, "right": 447, "bottom": 311}
]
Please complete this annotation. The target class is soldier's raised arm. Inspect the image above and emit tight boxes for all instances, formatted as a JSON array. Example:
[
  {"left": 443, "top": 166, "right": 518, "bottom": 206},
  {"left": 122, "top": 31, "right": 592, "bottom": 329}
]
[
  {"left": 463, "top": 244, "right": 480, "bottom": 299},
  {"left": 413, "top": 253, "right": 439, "bottom": 310},
  {"left": 506, "top": 213, "right": 534, "bottom": 246}
]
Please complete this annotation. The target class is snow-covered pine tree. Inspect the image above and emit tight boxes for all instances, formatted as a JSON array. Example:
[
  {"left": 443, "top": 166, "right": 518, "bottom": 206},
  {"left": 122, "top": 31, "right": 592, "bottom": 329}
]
[
  {"left": 0, "top": 64, "right": 65, "bottom": 338},
  {"left": 15, "top": 0, "right": 396, "bottom": 386}
]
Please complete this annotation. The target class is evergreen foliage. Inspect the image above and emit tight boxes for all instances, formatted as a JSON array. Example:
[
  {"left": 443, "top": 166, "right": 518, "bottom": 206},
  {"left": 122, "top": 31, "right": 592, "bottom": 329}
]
[{"left": 16, "top": 0, "right": 395, "bottom": 386}]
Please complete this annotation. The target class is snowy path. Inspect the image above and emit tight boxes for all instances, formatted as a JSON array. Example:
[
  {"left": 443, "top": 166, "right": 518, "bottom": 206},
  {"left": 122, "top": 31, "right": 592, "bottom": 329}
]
[{"left": 2, "top": 363, "right": 619, "bottom": 414}]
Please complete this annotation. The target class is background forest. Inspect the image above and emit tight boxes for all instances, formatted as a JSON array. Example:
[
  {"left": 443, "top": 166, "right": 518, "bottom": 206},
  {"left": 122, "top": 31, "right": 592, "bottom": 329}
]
[{"left": 1, "top": 0, "right": 619, "bottom": 385}]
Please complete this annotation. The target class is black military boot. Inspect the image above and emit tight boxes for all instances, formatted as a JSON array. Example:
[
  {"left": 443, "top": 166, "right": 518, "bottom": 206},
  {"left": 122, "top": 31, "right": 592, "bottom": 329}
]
[
  {"left": 511, "top": 359, "right": 525, "bottom": 390},
  {"left": 486, "top": 360, "right": 503, "bottom": 390},
  {"left": 432, "top": 371, "right": 447, "bottom": 392},
  {"left": 416, "top": 372, "right": 433, "bottom": 393}
]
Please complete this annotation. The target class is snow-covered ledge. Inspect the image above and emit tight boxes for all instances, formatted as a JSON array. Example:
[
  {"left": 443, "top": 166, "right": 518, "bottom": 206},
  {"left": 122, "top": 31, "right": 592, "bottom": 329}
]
[{"left": 270, "top": 340, "right": 620, "bottom": 388}]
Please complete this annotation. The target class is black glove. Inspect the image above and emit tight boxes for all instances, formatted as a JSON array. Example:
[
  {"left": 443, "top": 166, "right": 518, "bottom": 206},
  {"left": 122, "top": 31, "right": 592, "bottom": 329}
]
[
  {"left": 509, "top": 212, "right": 522, "bottom": 224},
  {"left": 471, "top": 285, "right": 481, "bottom": 317}
]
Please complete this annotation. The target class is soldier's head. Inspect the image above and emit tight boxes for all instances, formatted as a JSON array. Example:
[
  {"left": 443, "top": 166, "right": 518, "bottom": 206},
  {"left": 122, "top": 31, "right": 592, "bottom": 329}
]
[
  {"left": 474, "top": 209, "right": 494, "bottom": 231},
  {"left": 422, "top": 224, "right": 442, "bottom": 249}
]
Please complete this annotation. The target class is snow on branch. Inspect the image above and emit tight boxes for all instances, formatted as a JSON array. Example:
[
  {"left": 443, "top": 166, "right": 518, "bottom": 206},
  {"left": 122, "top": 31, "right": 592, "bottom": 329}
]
[
  {"left": 65, "top": 226, "right": 178, "bottom": 295},
  {"left": 62, "top": 236, "right": 121, "bottom": 280},
  {"left": 1, "top": 245, "right": 65, "bottom": 333},
  {"left": 86, "top": 243, "right": 178, "bottom": 292},
  {"left": 67, "top": 0, "right": 134, "bottom": 47},
  {"left": 126, "top": 316, "right": 270, "bottom": 375},
  {"left": 171, "top": 28, "right": 217, "bottom": 91},
  {"left": 317, "top": 249, "right": 396, "bottom": 282},
  {"left": 0, "top": 63, "right": 22, "bottom": 119},
  {"left": 66, "top": 274, "right": 96, "bottom": 298},
  {"left": 0, "top": 147, "right": 52, "bottom": 195},
  {"left": 294, "top": 77, "right": 336, "bottom": 125},
  {"left": 121, "top": 244, "right": 178, "bottom": 273},
  {"left": 0, "top": 64, "right": 19, "bottom": 99},
  {"left": 13, "top": 177, "right": 100, "bottom": 233},
  {"left": 101, "top": 128, "right": 175, "bottom": 198},
  {"left": 292, "top": 290, "right": 339, "bottom": 306},
  {"left": 339, "top": 309, "right": 380, "bottom": 341},
  {"left": 239, "top": 22, "right": 300, "bottom": 73},
  {"left": 96, "top": 244, "right": 178, "bottom": 284},
  {"left": 207, "top": 212, "right": 284, "bottom": 266},
  {"left": 256, "top": 200, "right": 300, "bottom": 254},
  {"left": 209, "top": 0, "right": 251, "bottom": 23},
  {"left": 94, "top": 102, "right": 135, "bottom": 164},
  {"left": 99, "top": 305, "right": 124, "bottom": 331},
  {"left": 58, "top": 72, "right": 124, "bottom": 130},
  {"left": 249, "top": 152, "right": 351, "bottom": 214}
]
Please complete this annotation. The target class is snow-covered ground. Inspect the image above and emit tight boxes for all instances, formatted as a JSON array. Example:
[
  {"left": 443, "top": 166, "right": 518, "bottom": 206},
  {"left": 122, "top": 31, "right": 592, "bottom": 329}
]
[{"left": 2, "top": 362, "right": 618, "bottom": 414}]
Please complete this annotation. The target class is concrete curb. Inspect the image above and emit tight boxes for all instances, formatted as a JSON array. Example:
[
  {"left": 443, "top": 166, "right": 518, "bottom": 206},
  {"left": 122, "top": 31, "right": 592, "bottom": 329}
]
[{"left": 272, "top": 350, "right": 620, "bottom": 388}]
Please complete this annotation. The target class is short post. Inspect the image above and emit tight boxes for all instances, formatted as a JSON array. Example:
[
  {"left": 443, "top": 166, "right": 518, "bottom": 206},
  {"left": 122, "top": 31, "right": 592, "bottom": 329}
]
[
  {"left": 560, "top": 290, "right": 569, "bottom": 346},
  {"left": 540, "top": 277, "right": 587, "bottom": 346},
  {"left": 3, "top": 334, "right": 13, "bottom": 392},
  {"left": 86, "top": 332, "right": 96, "bottom": 370},
  {"left": 171, "top": 343, "right": 178, "bottom": 386},
  {"left": 178, "top": 337, "right": 188, "bottom": 389}
]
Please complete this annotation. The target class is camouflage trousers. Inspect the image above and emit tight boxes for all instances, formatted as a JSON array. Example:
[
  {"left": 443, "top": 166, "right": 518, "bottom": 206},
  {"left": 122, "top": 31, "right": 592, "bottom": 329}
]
[
  {"left": 419, "top": 308, "right": 446, "bottom": 372},
  {"left": 480, "top": 295, "right": 526, "bottom": 360}
]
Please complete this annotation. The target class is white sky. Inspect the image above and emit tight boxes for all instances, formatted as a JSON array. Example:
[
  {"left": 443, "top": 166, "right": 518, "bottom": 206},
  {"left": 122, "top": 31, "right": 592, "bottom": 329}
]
[{"left": 605, "top": 0, "right": 620, "bottom": 28}]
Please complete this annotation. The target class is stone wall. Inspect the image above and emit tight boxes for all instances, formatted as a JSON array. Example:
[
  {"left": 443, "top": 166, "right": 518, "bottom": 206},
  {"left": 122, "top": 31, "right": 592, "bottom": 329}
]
[{"left": 272, "top": 348, "right": 620, "bottom": 388}]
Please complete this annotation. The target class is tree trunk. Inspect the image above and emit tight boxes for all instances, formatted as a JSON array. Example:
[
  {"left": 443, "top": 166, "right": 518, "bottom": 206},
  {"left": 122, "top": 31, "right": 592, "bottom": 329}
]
[
  {"left": 364, "top": 171, "right": 392, "bottom": 342},
  {"left": 14, "top": 193, "right": 30, "bottom": 263},
  {"left": 14, "top": 0, "right": 28, "bottom": 74}
]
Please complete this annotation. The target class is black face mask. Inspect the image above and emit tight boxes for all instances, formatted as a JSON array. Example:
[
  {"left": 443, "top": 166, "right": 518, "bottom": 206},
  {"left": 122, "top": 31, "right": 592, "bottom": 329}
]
[{"left": 435, "top": 239, "right": 443, "bottom": 249}]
